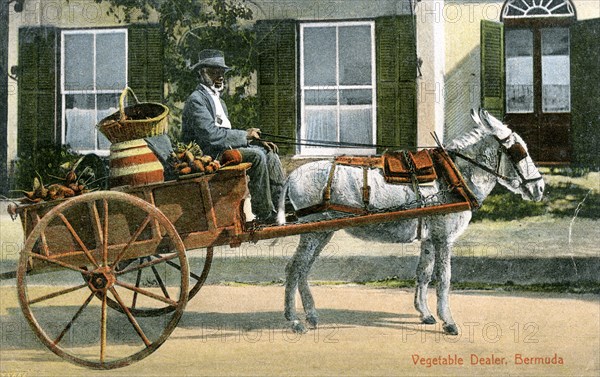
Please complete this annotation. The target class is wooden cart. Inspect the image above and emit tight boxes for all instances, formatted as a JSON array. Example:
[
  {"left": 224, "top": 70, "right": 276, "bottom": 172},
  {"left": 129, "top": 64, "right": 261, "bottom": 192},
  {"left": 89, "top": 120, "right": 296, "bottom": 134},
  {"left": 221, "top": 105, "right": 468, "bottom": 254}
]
[{"left": 12, "top": 163, "right": 472, "bottom": 369}]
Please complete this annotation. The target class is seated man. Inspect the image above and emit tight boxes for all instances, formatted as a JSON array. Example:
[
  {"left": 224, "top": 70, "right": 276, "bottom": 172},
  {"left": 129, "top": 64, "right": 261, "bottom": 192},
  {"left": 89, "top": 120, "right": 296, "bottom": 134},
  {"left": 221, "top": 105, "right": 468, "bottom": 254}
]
[{"left": 182, "top": 49, "right": 284, "bottom": 224}]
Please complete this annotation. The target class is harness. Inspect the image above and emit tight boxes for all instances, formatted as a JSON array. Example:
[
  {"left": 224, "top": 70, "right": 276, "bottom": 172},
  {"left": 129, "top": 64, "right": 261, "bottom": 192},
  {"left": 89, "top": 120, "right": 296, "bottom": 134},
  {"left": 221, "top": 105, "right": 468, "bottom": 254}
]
[{"left": 294, "top": 148, "right": 480, "bottom": 219}]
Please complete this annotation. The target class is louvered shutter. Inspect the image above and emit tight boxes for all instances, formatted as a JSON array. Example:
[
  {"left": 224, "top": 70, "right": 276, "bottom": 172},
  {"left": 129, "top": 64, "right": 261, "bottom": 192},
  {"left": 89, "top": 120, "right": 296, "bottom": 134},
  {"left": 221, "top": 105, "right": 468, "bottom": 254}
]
[
  {"left": 255, "top": 20, "right": 297, "bottom": 155},
  {"left": 17, "top": 27, "right": 58, "bottom": 156},
  {"left": 128, "top": 24, "right": 164, "bottom": 102},
  {"left": 376, "top": 16, "right": 417, "bottom": 153},
  {"left": 571, "top": 18, "right": 600, "bottom": 167},
  {"left": 480, "top": 20, "right": 504, "bottom": 120}
]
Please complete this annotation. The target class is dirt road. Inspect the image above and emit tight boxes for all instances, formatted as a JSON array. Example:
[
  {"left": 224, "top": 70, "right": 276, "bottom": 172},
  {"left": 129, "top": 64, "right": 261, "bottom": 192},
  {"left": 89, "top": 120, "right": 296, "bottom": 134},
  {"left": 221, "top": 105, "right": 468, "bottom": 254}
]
[{"left": 0, "top": 284, "right": 598, "bottom": 376}]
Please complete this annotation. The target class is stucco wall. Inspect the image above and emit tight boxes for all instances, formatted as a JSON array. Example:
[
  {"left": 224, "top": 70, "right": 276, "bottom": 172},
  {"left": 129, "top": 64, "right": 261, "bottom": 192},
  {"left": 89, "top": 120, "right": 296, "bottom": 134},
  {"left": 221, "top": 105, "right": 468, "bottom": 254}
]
[{"left": 248, "top": 0, "right": 411, "bottom": 20}]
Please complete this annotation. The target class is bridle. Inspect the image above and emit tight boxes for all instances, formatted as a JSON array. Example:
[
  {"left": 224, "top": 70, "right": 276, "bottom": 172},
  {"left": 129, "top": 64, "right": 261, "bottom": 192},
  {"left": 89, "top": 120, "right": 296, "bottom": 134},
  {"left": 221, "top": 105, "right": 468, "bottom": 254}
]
[{"left": 448, "top": 133, "right": 543, "bottom": 199}]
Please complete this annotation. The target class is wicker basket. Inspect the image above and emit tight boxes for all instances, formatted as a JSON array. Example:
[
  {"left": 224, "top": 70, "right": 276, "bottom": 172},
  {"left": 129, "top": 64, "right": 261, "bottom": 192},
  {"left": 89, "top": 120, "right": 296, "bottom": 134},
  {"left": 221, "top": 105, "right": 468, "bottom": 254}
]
[{"left": 97, "top": 87, "right": 169, "bottom": 143}]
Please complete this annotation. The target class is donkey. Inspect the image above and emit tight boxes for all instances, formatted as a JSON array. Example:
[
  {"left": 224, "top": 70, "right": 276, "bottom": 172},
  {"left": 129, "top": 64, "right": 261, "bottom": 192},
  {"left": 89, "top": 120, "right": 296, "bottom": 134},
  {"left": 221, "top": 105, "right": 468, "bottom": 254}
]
[{"left": 276, "top": 108, "right": 545, "bottom": 335}]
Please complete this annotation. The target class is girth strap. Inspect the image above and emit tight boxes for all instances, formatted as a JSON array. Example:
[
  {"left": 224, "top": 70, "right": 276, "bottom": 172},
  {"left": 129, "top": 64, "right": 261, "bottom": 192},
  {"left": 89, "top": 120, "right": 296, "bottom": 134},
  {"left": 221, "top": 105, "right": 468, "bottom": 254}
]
[{"left": 294, "top": 161, "right": 371, "bottom": 218}]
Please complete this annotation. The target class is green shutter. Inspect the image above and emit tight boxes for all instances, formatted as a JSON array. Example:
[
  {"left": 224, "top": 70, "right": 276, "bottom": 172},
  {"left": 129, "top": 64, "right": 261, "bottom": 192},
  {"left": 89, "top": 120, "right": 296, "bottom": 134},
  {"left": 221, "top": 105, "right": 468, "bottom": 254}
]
[
  {"left": 128, "top": 24, "right": 164, "bottom": 102},
  {"left": 376, "top": 16, "right": 417, "bottom": 153},
  {"left": 571, "top": 18, "right": 600, "bottom": 167},
  {"left": 255, "top": 20, "right": 297, "bottom": 155},
  {"left": 17, "top": 26, "right": 58, "bottom": 156},
  {"left": 480, "top": 20, "right": 504, "bottom": 119}
]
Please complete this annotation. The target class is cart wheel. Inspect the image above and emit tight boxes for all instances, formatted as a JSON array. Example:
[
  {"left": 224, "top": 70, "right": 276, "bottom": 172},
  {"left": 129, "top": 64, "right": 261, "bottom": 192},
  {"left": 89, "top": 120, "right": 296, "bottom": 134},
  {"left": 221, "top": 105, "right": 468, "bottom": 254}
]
[
  {"left": 103, "top": 245, "right": 213, "bottom": 317},
  {"left": 16, "top": 191, "right": 189, "bottom": 369}
]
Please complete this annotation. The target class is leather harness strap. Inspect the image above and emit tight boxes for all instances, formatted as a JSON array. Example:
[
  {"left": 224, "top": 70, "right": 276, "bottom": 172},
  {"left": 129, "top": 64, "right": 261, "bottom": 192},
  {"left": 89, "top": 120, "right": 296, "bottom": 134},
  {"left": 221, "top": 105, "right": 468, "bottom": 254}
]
[
  {"left": 362, "top": 166, "right": 371, "bottom": 208},
  {"left": 294, "top": 161, "right": 371, "bottom": 218}
]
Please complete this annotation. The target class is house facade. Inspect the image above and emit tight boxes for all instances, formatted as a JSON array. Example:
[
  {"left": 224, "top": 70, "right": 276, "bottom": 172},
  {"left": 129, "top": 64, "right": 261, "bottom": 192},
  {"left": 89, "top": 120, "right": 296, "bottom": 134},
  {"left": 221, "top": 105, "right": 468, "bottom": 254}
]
[
  {"left": 444, "top": 0, "right": 600, "bottom": 165},
  {"left": 2, "top": 0, "right": 598, "bottom": 192}
]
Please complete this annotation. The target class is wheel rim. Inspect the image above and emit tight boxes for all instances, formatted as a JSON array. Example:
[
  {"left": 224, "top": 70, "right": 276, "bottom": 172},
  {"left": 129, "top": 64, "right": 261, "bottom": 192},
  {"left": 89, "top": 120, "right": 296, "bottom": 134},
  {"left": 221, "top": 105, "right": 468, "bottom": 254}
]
[{"left": 16, "top": 191, "right": 189, "bottom": 369}]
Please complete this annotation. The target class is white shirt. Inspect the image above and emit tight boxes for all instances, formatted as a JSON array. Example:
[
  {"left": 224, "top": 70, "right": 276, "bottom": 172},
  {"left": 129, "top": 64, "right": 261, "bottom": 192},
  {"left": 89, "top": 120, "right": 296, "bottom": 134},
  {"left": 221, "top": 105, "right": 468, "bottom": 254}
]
[{"left": 201, "top": 84, "right": 232, "bottom": 129}]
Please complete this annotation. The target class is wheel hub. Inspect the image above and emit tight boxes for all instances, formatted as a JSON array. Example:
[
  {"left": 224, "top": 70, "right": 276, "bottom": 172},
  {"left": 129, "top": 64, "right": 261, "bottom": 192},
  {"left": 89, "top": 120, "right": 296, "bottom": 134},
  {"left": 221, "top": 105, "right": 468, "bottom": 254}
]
[{"left": 88, "top": 266, "right": 116, "bottom": 292}]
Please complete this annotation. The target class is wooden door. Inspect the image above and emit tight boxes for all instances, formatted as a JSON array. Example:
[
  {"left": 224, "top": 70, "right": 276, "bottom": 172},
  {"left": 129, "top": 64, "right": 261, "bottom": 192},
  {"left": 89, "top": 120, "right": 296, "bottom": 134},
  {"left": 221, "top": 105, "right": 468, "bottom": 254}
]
[{"left": 504, "top": 19, "right": 572, "bottom": 164}]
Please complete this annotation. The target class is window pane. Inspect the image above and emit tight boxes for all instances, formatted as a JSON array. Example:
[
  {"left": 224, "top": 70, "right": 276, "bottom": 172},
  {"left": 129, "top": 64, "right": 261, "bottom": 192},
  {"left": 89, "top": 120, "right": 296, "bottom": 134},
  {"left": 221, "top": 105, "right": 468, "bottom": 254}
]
[
  {"left": 96, "top": 33, "right": 127, "bottom": 90},
  {"left": 303, "top": 27, "right": 336, "bottom": 86},
  {"left": 64, "top": 34, "right": 94, "bottom": 90},
  {"left": 340, "top": 108, "right": 372, "bottom": 144},
  {"left": 305, "top": 109, "right": 337, "bottom": 143},
  {"left": 541, "top": 28, "right": 570, "bottom": 112},
  {"left": 340, "top": 89, "right": 372, "bottom": 105},
  {"left": 339, "top": 26, "right": 372, "bottom": 85},
  {"left": 65, "top": 94, "right": 96, "bottom": 150},
  {"left": 305, "top": 90, "right": 336, "bottom": 106},
  {"left": 505, "top": 29, "right": 534, "bottom": 113},
  {"left": 97, "top": 94, "right": 120, "bottom": 149}
]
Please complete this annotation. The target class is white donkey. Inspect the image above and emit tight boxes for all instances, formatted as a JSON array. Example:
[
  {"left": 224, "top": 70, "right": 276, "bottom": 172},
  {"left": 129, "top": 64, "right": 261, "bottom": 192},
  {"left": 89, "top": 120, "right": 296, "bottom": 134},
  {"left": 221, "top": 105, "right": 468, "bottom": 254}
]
[{"left": 277, "top": 109, "right": 545, "bottom": 334}]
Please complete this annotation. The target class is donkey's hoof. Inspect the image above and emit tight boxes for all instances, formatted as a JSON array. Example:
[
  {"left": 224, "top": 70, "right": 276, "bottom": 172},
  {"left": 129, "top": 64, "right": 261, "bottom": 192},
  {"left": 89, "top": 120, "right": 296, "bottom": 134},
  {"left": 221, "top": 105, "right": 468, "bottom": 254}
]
[
  {"left": 306, "top": 314, "right": 319, "bottom": 328},
  {"left": 443, "top": 323, "right": 459, "bottom": 335},
  {"left": 291, "top": 320, "right": 307, "bottom": 334},
  {"left": 422, "top": 316, "right": 437, "bottom": 325}
]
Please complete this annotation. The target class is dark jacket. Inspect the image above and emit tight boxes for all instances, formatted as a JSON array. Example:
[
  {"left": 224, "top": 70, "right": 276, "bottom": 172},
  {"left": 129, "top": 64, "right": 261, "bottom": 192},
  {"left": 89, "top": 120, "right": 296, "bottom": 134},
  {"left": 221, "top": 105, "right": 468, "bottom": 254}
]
[{"left": 181, "top": 84, "right": 247, "bottom": 158}]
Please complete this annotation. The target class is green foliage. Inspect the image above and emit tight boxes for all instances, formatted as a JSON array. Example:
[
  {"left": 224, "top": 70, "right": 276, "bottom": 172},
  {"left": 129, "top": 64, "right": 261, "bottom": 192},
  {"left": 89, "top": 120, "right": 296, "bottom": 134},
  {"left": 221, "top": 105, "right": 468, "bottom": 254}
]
[
  {"left": 360, "top": 278, "right": 600, "bottom": 294},
  {"left": 13, "top": 146, "right": 80, "bottom": 194},
  {"left": 472, "top": 185, "right": 547, "bottom": 222},
  {"left": 95, "top": 0, "right": 258, "bottom": 135},
  {"left": 544, "top": 181, "right": 600, "bottom": 219},
  {"left": 472, "top": 180, "right": 600, "bottom": 222}
]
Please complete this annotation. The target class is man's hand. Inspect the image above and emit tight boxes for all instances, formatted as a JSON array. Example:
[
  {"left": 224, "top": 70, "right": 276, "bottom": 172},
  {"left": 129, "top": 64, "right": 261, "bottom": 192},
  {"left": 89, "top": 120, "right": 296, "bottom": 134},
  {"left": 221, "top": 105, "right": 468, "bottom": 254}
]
[
  {"left": 246, "top": 128, "right": 261, "bottom": 140},
  {"left": 258, "top": 140, "right": 279, "bottom": 154}
]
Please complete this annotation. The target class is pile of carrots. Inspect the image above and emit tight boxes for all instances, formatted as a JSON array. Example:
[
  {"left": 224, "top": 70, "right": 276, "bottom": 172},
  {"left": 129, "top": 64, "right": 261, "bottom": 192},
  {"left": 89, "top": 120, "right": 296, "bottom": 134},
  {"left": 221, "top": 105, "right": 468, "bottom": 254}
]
[
  {"left": 18, "top": 170, "right": 90, "bottom": 204},
  {"left": 170, "top": 142, "right": 221, "bottom": 175}
]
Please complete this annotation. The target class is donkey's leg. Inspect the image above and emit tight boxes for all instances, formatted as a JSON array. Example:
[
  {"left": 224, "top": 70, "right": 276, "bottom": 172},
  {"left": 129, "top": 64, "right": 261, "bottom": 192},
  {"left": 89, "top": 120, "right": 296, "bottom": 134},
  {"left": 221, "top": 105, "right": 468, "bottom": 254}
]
[
  {"left": 434, "top": 240, "right": 458, "bottom": 335},
  {"left": 414, "top": 237, "right": 436, "bottom": 324},
  {"left": 299, "top": 232, "right": 334, "bottom": 328},
  {"left": 284, "top": 232, "right": 333, "bottom": 333}
]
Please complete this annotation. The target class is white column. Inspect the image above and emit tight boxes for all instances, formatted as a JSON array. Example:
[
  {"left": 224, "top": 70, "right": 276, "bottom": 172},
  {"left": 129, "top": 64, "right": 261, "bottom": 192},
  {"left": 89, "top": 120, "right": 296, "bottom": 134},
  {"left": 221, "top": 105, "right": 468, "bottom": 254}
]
[{"left": 416, "top": 0, "right": 446, "bottom": 147}]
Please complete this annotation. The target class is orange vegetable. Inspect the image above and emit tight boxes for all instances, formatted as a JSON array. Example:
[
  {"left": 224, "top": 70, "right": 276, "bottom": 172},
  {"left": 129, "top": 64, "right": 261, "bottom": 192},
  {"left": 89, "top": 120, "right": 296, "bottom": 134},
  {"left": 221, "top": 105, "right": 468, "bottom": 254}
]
[{"left": 192, "top": 160, "right": 205, "bottom": 173}]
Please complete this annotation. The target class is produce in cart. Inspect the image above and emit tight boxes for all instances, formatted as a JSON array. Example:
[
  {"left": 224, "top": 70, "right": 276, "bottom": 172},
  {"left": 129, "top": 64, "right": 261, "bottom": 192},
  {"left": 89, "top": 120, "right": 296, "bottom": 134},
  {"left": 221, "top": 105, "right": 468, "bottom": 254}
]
[
  {"left": 169, "top": 141, "right": 221, "bottom": 176},
  {"left": 14, "top": 156, "right": 96, "bottom": 204}
]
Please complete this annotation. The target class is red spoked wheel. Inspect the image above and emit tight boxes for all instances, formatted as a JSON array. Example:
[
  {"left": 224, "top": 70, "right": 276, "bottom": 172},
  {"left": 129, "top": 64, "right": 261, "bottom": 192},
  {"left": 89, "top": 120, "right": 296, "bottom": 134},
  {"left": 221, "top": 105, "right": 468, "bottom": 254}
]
[{"left": 16, "top": 191, "right": 189, "bottom": 369}]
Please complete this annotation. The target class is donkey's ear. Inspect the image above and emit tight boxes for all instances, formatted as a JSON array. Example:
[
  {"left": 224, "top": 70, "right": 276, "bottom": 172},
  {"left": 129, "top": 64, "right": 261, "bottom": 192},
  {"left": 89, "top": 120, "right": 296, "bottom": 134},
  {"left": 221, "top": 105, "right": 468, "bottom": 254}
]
[
  {"left": 479, "top": 108, "right": 492, "bottom": 129},
  {"left": 470, "top": 108, "right": 484, "bottom": 128},
  {"left": 480, "top": 109, "right": 512, "bottom": 139}
]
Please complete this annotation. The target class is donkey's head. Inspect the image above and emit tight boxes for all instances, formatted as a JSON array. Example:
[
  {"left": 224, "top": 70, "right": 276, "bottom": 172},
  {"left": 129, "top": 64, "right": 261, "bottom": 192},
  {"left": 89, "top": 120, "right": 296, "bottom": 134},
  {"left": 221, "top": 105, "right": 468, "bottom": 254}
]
[{"left": 470, "top": 108, "right": 545, "bottom": 201}]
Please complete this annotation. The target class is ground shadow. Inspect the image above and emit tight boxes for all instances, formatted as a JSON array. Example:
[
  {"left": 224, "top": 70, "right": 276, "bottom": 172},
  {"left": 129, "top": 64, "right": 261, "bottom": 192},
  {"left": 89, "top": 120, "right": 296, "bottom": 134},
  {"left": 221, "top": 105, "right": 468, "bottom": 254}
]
[{"left": 0, "top": 304, "right": 421, "bottom": 350}]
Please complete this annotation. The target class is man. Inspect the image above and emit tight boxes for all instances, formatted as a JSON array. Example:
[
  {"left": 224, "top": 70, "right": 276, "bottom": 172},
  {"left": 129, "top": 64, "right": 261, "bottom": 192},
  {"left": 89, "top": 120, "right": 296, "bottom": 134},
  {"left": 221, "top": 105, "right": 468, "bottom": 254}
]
[{"left": 182, "top": 49, "right": 284, "bottom": 224}]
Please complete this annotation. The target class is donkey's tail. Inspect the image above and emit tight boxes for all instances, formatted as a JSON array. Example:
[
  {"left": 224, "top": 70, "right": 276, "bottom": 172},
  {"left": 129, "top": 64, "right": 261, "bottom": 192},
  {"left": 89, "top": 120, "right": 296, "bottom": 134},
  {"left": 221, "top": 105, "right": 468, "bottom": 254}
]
[{"left": 276, "top": 178, "right": 291, "bottom": 225}]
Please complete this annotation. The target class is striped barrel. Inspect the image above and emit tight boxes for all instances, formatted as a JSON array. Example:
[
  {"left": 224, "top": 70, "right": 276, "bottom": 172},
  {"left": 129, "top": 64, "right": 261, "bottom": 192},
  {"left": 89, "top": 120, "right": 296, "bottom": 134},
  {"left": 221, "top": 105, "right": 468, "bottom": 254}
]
[{"left": 109, "top": 139, "right": 164, "bottom": 188}]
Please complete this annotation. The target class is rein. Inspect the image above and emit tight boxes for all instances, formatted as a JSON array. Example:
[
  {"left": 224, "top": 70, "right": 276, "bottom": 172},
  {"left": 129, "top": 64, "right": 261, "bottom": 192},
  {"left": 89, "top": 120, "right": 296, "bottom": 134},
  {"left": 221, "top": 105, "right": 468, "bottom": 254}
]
[{"left": 260, "top": 132, "right": 437, "bottom": 150}]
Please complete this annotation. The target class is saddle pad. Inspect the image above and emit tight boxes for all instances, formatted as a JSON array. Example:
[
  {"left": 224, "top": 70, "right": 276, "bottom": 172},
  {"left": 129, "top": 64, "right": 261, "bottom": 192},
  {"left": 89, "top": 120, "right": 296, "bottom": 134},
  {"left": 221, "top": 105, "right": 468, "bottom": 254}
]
[{"left": 383, "top": 150, "right": 437, "bottom": 184}]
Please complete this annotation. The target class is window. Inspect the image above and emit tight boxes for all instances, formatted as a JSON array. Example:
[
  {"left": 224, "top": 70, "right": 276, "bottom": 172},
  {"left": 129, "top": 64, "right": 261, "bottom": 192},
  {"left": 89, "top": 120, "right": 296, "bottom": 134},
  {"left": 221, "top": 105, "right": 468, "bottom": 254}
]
[
  {"left": 541, "top": 27, "right": 570, "bottom": 112},
  {"left": 299, "top": 22, "right": 376, "bottom": 155},
  {"left": 61, "top": 29, "right": 127, "bottom": 155},
  {"left": 506, "top": 29, "right": 534, "bottom": 113},
  {"left": 502, "top": 0, "right": 575, "bottom": 19}
]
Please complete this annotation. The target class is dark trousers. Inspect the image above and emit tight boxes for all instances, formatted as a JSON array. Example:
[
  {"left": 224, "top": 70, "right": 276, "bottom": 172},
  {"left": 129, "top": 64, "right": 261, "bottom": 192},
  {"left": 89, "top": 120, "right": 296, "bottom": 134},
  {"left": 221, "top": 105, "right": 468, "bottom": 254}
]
[{"left": 238, "top": 146, "right": 285, "bottom": 219}]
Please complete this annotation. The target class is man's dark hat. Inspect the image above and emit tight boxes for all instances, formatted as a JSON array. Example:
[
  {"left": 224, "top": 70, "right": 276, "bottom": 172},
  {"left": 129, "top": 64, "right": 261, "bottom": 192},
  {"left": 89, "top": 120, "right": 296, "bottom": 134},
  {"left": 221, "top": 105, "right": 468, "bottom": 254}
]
[{"left": 190, "top": 49, "right": 230, "bottom": 71}]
